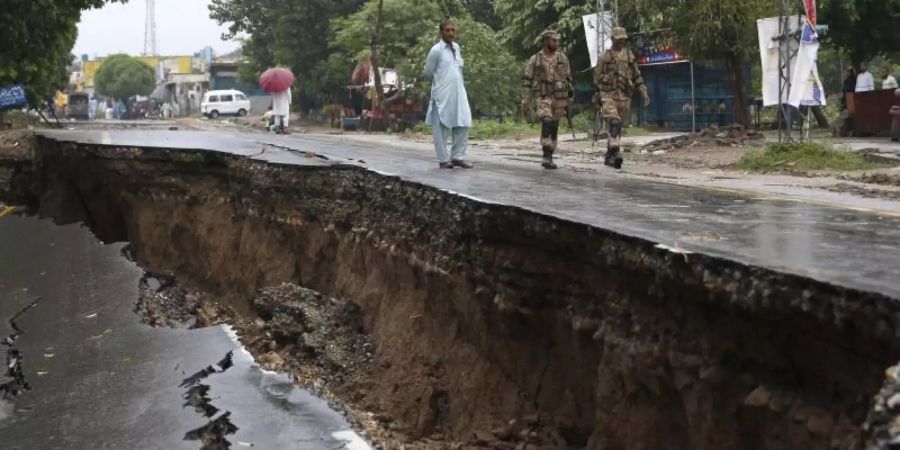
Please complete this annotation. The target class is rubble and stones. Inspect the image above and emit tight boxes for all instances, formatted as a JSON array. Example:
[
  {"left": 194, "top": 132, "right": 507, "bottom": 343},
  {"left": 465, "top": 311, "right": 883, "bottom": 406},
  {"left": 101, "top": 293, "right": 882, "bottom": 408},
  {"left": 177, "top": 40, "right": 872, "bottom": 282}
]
[
  {"left": 641, "top": 125, "right": 766, "bottom": 152},
  {"left": 135, "top": 273, "right": 235, "bottom": 328},
  {"left": 865, "top": 365, "right": 900, "bottom": 449}
]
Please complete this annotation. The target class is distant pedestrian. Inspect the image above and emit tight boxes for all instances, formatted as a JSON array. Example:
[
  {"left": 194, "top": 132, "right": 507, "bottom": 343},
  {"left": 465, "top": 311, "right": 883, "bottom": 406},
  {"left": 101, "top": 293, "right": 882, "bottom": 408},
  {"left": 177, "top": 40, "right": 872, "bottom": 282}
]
[
  {"left": 892, "top": 89, "right": 900, "bottom": 142},
  {"left": 161, "top": 102, "right": 173, "bottom": 119},
  {"left": 717, "top": 99, "right": 727, "bottom": 127},
  {"left": 272, "top": 87, "right": 291, "bottom": 135},
  {"left": 855, "top": 63, "right": 875, "bottom": 92},
  {"left": 424, "top": 19, "right": 473, "bottom": 169},
  {"left": 114, "top": 100, "right": 126, "bottom": 120},
  {"left": 882, "top": 66, "right": 898, "bottom": 90},
  {"left": 841, "top": 67, "right": 857, "bottom": 110}
]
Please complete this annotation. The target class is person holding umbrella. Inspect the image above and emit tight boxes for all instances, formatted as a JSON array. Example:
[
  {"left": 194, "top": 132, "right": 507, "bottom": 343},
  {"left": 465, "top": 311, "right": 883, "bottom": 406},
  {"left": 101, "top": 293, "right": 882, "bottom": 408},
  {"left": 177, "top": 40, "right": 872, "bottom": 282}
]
[
  {"left": 272, "top": 87, "right": 291, "bottom": 134},
  {"left": 260, "top": 68, "right": 295, "bottom": 135}
]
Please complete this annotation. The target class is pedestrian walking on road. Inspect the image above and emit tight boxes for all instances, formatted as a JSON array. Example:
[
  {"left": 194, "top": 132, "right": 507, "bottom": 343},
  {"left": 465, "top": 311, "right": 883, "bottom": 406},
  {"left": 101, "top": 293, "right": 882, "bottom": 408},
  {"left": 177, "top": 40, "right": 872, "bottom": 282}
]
[
  {"left": 522, "top": 30, "right": 572, "bottom": 170},
  {"left": 593, "top": 27, "right": 650, "bottom": 169},
  {"left": 424, "top": 19, "right": 473, "bottom": 169},
  {"left": 272, "top": 87, "right": 291, "bottom": 135}
]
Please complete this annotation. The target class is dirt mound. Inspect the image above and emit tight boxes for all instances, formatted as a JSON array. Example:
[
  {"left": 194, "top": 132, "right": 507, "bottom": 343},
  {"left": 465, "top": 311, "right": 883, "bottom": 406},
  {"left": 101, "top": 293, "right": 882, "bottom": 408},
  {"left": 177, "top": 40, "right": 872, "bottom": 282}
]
[
  {"left": 643, "top": 125, "right": 765, "bottom": 151},
  {"left": 0, "top": 129, "right": 33, "bottom": 160},
  {"left": 242, "top": 283, "right": 371, "bottom": 377}
]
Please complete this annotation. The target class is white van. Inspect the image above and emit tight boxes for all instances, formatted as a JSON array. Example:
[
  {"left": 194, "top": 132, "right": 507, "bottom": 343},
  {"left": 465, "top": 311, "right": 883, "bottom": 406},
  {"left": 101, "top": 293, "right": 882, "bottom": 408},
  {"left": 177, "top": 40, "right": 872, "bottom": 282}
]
[{"left": 201, "top": 89, "right": 251, "bottom": 118}]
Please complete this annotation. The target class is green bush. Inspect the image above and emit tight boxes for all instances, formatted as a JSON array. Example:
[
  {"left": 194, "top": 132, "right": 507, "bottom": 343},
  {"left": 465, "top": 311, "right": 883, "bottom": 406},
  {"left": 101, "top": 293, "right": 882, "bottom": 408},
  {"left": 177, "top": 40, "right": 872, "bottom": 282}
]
[{"left": 737, "top": 142, "right": 888, "bottom": 172}]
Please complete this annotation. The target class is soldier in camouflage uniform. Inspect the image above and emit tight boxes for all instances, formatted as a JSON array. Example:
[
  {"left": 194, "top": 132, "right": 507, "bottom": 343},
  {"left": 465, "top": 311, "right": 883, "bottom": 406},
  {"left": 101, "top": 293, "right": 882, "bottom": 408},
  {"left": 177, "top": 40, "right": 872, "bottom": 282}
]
[
  {"left": 522, "top": 30, "right": 572, "bottom": 169},
  {"left": 593, "top": 27, "right": 650, "bottom": 169}
]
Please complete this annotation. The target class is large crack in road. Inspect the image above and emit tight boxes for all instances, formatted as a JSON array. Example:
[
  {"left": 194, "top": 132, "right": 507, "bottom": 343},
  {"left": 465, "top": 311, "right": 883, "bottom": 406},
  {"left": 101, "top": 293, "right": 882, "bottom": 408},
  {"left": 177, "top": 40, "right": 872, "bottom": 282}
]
[
  {"left": 180, "top": 351, "right": 238, "bottom": 449},
  {"left": 1, "top": 298, "right": 40, "bottom": 408},
  {"left": 5, "top": 132, "right": 900, "bottom": 448}
]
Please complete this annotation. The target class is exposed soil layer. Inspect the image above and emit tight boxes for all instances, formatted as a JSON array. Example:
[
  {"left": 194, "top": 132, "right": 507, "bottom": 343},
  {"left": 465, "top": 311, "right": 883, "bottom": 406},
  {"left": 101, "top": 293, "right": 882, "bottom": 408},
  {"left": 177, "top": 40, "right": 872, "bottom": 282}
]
[
  {"left": 0, "top": 130, "right": 35, "bottom": 205},
  {"left": 18, "top": 136, "right": 900, "bottom": 449}
]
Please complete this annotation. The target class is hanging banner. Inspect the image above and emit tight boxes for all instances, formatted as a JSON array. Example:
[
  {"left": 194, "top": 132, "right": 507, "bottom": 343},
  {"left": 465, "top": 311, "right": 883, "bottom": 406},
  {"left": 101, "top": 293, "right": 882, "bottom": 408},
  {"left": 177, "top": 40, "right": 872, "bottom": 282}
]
[
  {"left": 582, "top": 12, "right": 613, "bottom": 68},
  {"left": 789, "top": 0, "right": 825, "bottom": 107},
  {"left": 0, "top": 84, "right": 27, "bottom": 109},
  {"left": 757, "top": 13, "right": 825, "bottom": 107},
  {"left": 757, "top": 17, "right": 800, "bottom": 106}
]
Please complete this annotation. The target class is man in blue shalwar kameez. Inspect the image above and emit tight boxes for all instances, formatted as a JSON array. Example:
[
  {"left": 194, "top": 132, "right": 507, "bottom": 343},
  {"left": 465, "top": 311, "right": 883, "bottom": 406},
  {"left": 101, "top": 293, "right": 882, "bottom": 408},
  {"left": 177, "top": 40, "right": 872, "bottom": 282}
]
[{"left": 424, "top": 20, "right": 474, "bottom": 169}]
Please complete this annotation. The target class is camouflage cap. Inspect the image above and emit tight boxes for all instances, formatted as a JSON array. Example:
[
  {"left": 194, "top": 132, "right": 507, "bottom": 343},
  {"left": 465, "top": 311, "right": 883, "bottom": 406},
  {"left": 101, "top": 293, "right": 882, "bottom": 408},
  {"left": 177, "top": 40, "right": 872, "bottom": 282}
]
[
  {"left": 612, "top": 27, "right": 628, "bottom": 40},
  {"left": 541, "top": 29, "right": 560, "bottom": 40}
]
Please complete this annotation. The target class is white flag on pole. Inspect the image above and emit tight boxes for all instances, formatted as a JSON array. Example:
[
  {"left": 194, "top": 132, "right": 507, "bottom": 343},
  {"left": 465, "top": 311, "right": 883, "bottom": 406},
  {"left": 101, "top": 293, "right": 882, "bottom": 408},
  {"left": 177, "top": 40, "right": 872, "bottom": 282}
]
[{"left": 583, "top": 12, "right": 613, "bottom": 68}]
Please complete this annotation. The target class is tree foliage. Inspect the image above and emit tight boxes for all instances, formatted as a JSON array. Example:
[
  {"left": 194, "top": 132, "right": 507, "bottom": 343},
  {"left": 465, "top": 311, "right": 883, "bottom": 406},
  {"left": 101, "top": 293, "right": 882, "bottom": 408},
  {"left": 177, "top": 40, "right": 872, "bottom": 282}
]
[
  {"left": 662, "top": 0, "right": 775, "bottom": 125},
  {"left": 819, "top": 0, "right": 900, "bottom": 65},
  {"left": 93, "top": 54, "right": 156, "bottom": 100},
  {"left": 209, "top": 0, "right": 364, "bottom": 107},
  {"left": 495, "top": 0, "right": 594, "bottom": 60},
  {"left": 0, "top": 0, "right": 126, "bottom": 107},
  {"left": 331, "top": 0, "right": 443, "bottom": 67},
  {"left": 461, "top": 0, "right": 503, "bottom": 30}
]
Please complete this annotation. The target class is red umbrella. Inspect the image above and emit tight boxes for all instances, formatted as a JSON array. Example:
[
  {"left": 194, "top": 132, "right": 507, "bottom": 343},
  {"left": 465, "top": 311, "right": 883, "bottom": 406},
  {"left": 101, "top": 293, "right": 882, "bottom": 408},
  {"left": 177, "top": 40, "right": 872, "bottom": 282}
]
[
  {"left": 352, "top": 58, "right": 372, "bottom": 86},
  {"left": 259, "top": 67, "right": 295, "bottom": 93}
]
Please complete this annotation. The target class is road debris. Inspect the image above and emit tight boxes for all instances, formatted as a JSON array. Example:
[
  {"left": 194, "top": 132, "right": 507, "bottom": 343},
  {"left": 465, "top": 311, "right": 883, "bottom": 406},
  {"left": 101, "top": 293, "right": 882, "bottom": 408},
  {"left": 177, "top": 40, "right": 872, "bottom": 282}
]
[{"left": 641, "top": 125, "right": 765, "bottom": 152}]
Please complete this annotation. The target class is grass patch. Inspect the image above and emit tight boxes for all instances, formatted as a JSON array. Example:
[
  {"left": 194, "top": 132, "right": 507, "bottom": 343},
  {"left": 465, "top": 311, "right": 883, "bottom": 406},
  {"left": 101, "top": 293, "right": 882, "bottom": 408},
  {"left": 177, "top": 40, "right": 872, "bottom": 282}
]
[
  {"left": 736, "top": 142, "right": 889, "bottom": 172},
  {"left": 411, "top": 119, "right": 540, "bottom": 140}
]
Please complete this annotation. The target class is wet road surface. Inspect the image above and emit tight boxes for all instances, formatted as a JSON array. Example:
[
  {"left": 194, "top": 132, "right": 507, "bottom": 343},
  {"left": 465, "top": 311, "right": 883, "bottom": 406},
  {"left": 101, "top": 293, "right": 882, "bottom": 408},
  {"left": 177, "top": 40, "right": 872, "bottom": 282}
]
[
  {"left": 0, "top": 214, "right": 369, "bottom": 449},
  {"left": 37, "top": 129, "right": 900, "bottom": 300}
]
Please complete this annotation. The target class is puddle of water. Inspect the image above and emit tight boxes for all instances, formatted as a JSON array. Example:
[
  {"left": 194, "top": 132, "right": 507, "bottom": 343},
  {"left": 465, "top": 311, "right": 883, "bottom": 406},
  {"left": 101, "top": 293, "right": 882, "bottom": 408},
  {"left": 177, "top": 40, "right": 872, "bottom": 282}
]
[{"left": 221, "top": 325, "right": 373, "bottom": 450}]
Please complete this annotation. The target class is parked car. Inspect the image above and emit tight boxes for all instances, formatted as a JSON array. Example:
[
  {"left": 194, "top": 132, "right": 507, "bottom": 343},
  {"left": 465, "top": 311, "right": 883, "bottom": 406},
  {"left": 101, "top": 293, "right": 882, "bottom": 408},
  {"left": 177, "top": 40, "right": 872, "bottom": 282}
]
[{"left": 201, "top": 90, "right": 251, "bottom": 119}]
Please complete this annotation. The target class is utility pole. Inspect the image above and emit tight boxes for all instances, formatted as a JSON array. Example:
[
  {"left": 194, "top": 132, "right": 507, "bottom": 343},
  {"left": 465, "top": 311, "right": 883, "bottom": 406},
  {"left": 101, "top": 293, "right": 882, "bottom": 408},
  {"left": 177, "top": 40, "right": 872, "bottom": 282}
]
[
  {"left": 144, "top": 0, "right": 158, "bottom": 56},
  {"left": 775, "top": 0, "right": 800, "bottom": 142},
  {"left": 369, "top": 0, "right": 385, "bottom": 129}
]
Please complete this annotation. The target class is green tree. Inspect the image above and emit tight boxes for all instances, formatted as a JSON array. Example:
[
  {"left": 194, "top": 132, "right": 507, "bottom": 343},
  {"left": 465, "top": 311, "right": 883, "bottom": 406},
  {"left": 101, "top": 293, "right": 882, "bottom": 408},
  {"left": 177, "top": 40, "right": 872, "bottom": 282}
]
[
  {"left": 664, "top": 0, "right": 775, "bottom": 126},
  {"left": 93, "top": 55, "right": 156, "bottom": 99},
  {"left": 819, "top": 0, "right": 900, "bottom": 65},
  {"left": 461, "top": 0, "right": 503, "bottom": 30},
  {"left": 331, "top": 0, "right": 443, "bottom": 68},
  {"left": 0, "top": 0, "right": 126, "bottom": 107},
  {"left": 209, "top": 0, "right": 364, "bottom": 108},
  {"left": 495, "top": 0, "right": 594, "bottom": 60}
]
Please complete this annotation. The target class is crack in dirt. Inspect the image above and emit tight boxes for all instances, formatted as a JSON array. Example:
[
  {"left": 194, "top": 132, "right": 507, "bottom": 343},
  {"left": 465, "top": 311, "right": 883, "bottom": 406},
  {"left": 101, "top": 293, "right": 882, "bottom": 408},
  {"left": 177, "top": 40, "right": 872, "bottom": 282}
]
[
  {"left": 1, "top": 298, "right": 40, "bottom": 403},
  {"left": 180, "top": 351, "right": 238, "bottom": 450}
]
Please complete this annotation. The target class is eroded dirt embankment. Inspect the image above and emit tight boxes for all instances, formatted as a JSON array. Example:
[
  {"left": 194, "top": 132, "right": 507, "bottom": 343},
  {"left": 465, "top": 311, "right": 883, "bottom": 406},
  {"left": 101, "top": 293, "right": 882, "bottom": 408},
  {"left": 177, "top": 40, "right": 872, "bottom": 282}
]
[{"left": 20, "top": 136, "right": 900, "bottom": 449}]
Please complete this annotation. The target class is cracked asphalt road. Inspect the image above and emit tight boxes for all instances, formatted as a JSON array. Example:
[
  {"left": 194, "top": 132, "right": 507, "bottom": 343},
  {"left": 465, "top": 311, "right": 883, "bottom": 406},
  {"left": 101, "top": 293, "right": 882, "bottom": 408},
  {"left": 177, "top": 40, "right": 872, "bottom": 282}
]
[
  {"left": 0, "top": 215, "right": 369, "bottom": 449},
  {"left": 36, "top": 129, "right": 900, "bottom": 300}
]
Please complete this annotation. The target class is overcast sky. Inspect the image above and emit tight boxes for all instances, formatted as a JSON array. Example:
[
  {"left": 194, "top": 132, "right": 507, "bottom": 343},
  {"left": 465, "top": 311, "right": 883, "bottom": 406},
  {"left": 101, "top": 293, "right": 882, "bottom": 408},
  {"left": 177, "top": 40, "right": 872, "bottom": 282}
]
[{"left": 73, "top": 0, "right": 240, "bottom": 58}]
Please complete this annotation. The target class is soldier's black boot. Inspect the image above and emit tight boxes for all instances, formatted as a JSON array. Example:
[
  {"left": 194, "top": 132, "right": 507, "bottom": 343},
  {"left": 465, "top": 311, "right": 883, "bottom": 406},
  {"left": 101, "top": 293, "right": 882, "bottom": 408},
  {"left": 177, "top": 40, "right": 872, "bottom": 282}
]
[
  {"left": 604, "top": 147, "right": 623, "bottom": 169},
  {"left": 542, "top": 149, "right": 558, "bottom": 169},
  {"left": 604, "top": 118, "right": 624, "bottom": 169}
]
